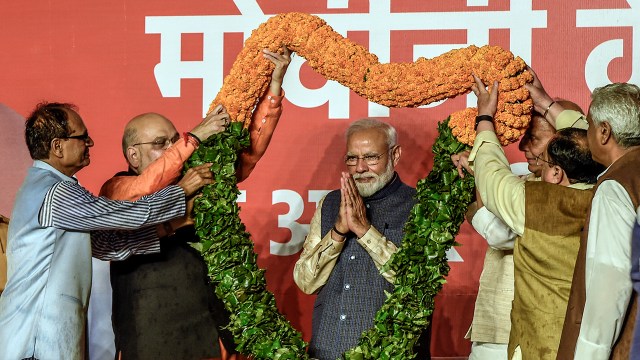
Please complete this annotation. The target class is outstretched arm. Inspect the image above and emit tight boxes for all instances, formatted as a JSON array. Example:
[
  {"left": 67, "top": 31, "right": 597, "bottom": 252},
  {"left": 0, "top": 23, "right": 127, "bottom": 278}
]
[
  {"left": 236, "top": 47, "right": 292, "bottom": 182},
  {"left": 469, "top": 75, "right": 527, "bottom": 235},
  {"left": 101, "top": 109, "right": 228, "bottom": 201}
]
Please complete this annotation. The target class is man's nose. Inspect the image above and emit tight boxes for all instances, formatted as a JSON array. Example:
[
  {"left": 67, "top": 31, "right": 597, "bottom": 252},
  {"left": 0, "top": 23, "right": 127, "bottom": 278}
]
[{"left": 355, "top": 158, "right": 369, "bottom": 172}]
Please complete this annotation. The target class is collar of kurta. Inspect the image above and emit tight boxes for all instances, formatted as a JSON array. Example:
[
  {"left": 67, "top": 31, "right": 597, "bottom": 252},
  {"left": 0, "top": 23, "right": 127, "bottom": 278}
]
[
  {"left": 33, "top": 160, "right": 78, "bottom": 183},
  {"left": 114, "top": 168, "right": 138, "bottom": 177}
]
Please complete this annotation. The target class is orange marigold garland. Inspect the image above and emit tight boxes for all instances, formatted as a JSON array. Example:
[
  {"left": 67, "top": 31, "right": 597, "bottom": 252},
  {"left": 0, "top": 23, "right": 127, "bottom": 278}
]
[
  {"left": 210, "top": 12, "right": 533, "bottom": 146},
  {"left": 194, "top": 12, "right": 535, "bottom": 360}
]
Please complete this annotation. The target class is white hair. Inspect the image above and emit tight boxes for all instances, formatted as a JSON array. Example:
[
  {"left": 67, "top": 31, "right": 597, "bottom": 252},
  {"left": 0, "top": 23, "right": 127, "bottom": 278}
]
[
  {"left": 590, "top": 83, "right": 640, "bottom": 148},
  {"left": 346, "top": 118, "right": 397, "bottom": 148}
]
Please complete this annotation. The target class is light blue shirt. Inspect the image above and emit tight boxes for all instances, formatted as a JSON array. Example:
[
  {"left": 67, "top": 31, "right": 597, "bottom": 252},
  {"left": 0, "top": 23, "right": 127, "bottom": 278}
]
[{"left": 0, "top": 161, "right": 185, "bottom": 359}]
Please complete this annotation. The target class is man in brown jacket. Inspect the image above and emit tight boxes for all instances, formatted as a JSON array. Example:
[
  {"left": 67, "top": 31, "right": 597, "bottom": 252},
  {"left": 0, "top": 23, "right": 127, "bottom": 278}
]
[
  {"left": 558, "top": 83, "right": 640, "bottom": 359},
  {"left": 466, "top": 74, "right": 606, "bottom": 360}
]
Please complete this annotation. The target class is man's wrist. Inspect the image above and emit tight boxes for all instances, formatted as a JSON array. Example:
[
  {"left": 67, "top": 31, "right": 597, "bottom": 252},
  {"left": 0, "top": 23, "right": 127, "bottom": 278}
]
[
  {"left": 332, "top": 225, "right": 348, "bottom": 237},
  {"left": 474, "top": 115, "right": 494, "bottom": 130},
  {"left": 354, "top": 224, "right": 371, "bottom": 239},
  {"left": 331, "top": 227, "right": 347, "bottom": 242},
  {"left": 542, "top": 101, "right": 556, "bottom": 118},
  {"left": 186, "top": 131, "right": 202, "bottom": 144}
]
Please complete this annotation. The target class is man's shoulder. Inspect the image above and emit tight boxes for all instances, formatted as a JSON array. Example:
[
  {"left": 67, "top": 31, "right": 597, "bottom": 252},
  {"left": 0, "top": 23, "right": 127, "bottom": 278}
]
[
  {"left": 593, "top": 179, "right": 634, "bottom": 206},
  {"left": 525, "top": 181, "right": 594, "bottom": 200},
  {"left": 24, "top": 167, "right": 72, "bottom": 194},
  {"left": 397, "top": 181, "right": 417, "bottom": 197},
  {"left": 99, "top": 170, "right": 134, "bottom": 196},
  {"left": 400, "top": 181, "right": 416, "bottom": 191},
  {"left": 103, "top": 170, "right": 134, "bottom": 184}
]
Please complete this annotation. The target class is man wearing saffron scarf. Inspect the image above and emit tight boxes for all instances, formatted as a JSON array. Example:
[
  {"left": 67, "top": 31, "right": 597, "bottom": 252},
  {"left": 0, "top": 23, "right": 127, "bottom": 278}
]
[{"left": 95, "top": 48, "right": 291, "bottom": 360}]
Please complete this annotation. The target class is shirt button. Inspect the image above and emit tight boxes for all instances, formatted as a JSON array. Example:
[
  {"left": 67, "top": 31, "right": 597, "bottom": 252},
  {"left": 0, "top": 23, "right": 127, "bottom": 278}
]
[
  {"left": 366, "top": 204, "right": 370, "bottom": 208},
  {"left": 350, "top": 255, "right": 356, "bottom": 260},
  {"left": 344, "top": 284, "right": 351, "bottom": 290},
  {"left": 367, "top": 240, "right": 371, "bottom": 244},
  {"left": 340, "top": 314, "right": 346, "bottom": 321},
  {"left": 261, "top": 118, "right": 266, "bottom": 124}
]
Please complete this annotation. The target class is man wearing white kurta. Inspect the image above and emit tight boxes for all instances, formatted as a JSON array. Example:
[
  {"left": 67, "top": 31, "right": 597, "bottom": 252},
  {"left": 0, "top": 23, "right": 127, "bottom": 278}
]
[{"left": 558, "top": 83, "right": 640, "bottom": 359}]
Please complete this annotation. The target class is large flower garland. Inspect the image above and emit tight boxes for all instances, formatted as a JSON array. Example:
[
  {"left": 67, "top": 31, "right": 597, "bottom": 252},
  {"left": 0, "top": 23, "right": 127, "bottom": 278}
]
[
  {"left": 210, "top": 12, "right": 532, "bottom": 145},
  {"left": 186, "top": 12, "right": 531, "bottom": 359}
]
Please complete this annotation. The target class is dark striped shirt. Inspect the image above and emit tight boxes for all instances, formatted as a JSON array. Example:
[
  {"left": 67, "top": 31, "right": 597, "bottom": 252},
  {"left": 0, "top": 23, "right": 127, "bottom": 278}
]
[{"left": 39, "top": 181, "right": 185, "bottom": 261}]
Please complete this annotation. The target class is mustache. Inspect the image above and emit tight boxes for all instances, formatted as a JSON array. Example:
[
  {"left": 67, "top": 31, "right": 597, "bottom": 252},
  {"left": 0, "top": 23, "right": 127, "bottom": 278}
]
[{"left": 352, "top": 172, "right": 378, "bottom": 180}]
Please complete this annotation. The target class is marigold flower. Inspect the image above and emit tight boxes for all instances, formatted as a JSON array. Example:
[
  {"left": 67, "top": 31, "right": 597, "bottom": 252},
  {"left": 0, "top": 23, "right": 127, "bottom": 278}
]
[{"left": 209, "top": 12, "right": 533, "bottom": 146}]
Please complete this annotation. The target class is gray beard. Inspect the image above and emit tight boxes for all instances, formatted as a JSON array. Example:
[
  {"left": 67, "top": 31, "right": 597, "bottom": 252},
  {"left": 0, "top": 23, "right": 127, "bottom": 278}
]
[{"left": 353, "top": 162, "right": 395, "bottom": 197}]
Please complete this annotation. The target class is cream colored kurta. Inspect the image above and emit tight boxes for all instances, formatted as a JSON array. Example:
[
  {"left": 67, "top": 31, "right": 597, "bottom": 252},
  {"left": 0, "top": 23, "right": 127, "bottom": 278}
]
[
  {"left": 293, "top": 196, "right": 398, "bottom": 294},
  {"left": 468, "top": 123, "right": 593, "bottom": 360}
]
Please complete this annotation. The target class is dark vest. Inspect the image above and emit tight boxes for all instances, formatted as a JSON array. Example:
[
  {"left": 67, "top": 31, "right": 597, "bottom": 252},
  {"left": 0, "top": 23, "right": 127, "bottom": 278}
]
[
  {"left": 111, "top": 226, "right": 234, "bottom": 359},
  {"left": 507, "top": 182, "right": 593, "bottom": 360},
  {"left": 308, "top": 174, "right": 430, "bottom": 360},
  {"left": 558, "top": 147, "right": 640, "bottom": 360}
]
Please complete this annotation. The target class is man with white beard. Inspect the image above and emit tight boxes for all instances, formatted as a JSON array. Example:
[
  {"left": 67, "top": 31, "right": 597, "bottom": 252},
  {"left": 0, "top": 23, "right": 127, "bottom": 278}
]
[{"left": 294, "top": 118, "right": 431, "bottom": 360}]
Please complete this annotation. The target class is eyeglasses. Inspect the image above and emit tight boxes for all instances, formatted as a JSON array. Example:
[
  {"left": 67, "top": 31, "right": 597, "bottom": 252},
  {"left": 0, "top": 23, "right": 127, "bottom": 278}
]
[
  {"left": 535, "top": 153, "right": 555, "bottom": 166},
  {"left": 61, "top": 131, "right": 92, "bottom": 143},
  {"left": 132, "top": 133, "right": 181, "bottom": 150},
  {"left": 344, "top": 146, "right": 395, "bottom": 166}
]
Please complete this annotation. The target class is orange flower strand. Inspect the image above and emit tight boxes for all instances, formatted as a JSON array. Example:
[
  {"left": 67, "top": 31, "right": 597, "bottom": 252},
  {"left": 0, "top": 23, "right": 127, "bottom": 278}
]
[{"left": 209, "top": 12, "right": 532, "bottom": 145}]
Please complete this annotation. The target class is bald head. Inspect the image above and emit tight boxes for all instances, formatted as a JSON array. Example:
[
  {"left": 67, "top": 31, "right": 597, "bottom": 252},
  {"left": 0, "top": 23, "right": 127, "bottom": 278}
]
[
  {"left": 122, "top": 113, "right": 178, "bottom": 174},
  {"left": 555, "top": 99, "right": 584, "bottom": 114},
  {"left": 122, "top": 113, "right": 174, "bottom": 157}
]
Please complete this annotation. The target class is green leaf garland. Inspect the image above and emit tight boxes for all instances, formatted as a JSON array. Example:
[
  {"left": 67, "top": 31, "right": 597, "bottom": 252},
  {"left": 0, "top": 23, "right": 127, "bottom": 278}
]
[
  {"left": 186, "top": 121, "right": 308, "bottom": 359},
  {"left": 185, "top": 117, "right": 474, "bottom": 359}
]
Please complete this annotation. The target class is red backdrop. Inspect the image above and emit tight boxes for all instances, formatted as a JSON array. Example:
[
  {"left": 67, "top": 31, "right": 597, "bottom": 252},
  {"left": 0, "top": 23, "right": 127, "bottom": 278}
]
[{"left": 0, "top": 1, "right": 636, "bottom": 358}]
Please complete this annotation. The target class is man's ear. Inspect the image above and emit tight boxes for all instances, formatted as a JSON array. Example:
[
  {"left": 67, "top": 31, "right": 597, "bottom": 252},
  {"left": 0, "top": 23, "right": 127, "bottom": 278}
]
[
  {"left": 391, "top": 145, "right": 401, "bottom": 167},
  {"left": 50, "top": 138, "right": 64, "bottom": 158},
  {"left": 599, "top": 121, "right": 613, "bottom": 145},
  {"left": 549, "top": 165, "right": 566, "bottom": 185},
  {"left": 126, "top": 146, "right": 140, "bottom": 169}
]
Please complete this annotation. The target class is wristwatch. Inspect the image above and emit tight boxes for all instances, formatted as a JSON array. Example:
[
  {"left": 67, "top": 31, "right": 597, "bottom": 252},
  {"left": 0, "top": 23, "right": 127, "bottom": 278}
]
[{"left": 474, "top": 115, "right": 494, "bottom": 130}]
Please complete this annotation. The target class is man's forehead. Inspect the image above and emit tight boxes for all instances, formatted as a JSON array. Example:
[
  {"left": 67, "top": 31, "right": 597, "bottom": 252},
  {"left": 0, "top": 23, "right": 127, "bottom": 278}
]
[
  {"left": 133, "top": 114, "right": 176, "bottom": 135},
  {"left": 347, "top": 128, "right": 387, "bottom": 144},
  {"left": 65, "top": 109, "right": 86, "bottom": 132},
  {"left": 530, "top": 116, "right": 554, "bottom": 134}
]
